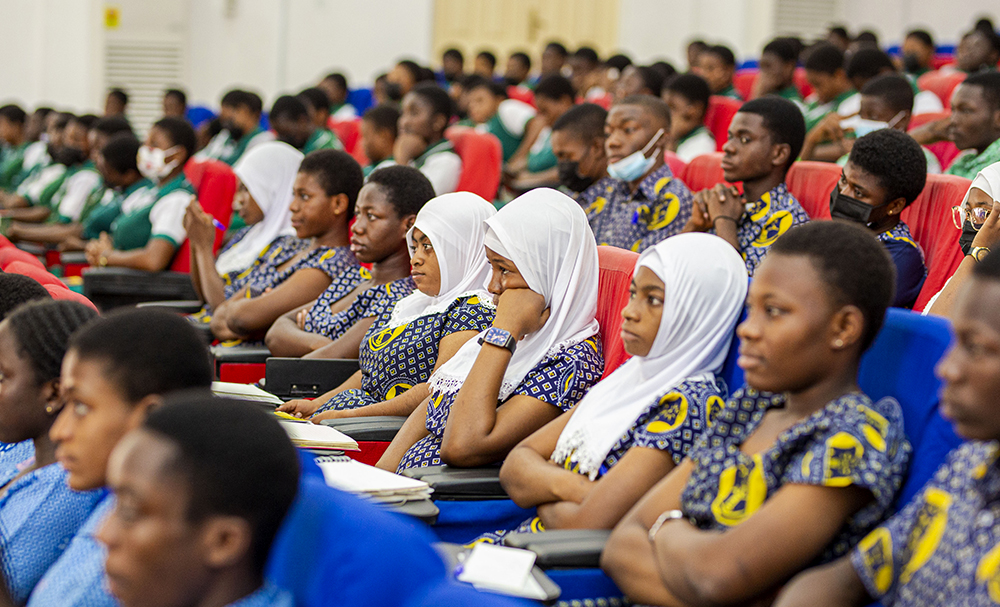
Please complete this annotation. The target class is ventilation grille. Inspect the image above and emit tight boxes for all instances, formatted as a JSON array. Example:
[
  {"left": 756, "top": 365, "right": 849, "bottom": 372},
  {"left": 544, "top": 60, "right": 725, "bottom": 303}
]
[
  {"left": 105, "top": 39, "right": 185, "bottom": 136},
  {"left": 773, "top": 0, "right": 839, "bottom": 40}
]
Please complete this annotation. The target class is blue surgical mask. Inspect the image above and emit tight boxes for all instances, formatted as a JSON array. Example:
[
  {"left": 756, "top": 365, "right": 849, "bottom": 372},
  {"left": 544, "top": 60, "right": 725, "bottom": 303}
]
[{"left": 607, "top": 128, "right": 665, "bottom": 182}]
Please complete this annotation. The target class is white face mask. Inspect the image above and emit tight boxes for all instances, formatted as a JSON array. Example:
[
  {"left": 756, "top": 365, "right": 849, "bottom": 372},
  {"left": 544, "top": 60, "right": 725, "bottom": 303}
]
[
  {"left": 607, "top": 128, "right": 665, "bottom": 182},
  {"left": 840, "top": 111, "right": 906, "bottom": 139},
  {"left": 137, "top": 145, "right": 181, "bottom": 180}
]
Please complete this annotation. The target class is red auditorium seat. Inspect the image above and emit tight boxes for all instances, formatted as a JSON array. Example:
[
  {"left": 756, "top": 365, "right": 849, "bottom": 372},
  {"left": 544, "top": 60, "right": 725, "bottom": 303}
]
[
  {"left": 329, "top": 118, "right": 362, "bottom": 156},
  {"left": 4, "top": 260, "right": 63, "bottom": 286},
  {"left": 793, "top": 67, "right": 814, "bottom": 99},
  {"left": 506, "top": 85, "right": 536, "bottom": 108},
  {"left": 0, "top": 247, "right": 45, "bottom": 270},
  {"left": 705, "top": 96, "right": 741, "bottom": 152},
  {"left": 733, "top": 69, "right": 757, "bottom": 101},
  {"left": 900, "top": 173, "right": 971, "bottom": 311},
  {"left": 596, "top": 246, "right": 638, "bottom": 378},
  {"left": 908, "top": 112, "right": 962, "bottom": 173},
  {"left": 785, "top": 161, "right": 841, "bottom": 220},
  {"left": 683, "top": 152, "right": 726, "bottom": 192},
  {"left": 445, "top": 126, "right": 503, "bottom": 201},
  {"left": 0, "top": 235, "right": 11, "bottom": 248},
  {"left": 916, "top": 71, "right": 966, "bottom": 109},
  {"left": 170, "top": 159, "right": 237, "bottom": 273},
  {"left": 44, "top": 284, "right": 98, "bottom": 311},
  {"left": 664, "top": 151, "right": 688, "bottom": 182}
]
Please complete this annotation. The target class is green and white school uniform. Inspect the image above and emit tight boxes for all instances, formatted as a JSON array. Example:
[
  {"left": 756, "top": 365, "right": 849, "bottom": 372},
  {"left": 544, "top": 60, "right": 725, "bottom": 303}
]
[
  {"left": 196, "top": 126, "right": 275, "bottom": 166},
  {"left": 302, "top": 128, "right": 343, "bottom": 153},
  {"left": 110, "top": 174, "right": 194, "bottom": 251},
  {"left": 81, "top": 179, "right": 153, "bottom": 241},
  {"left": 803, "top": 89, "right": 857, "bottom": 132},
  {"left": 49, "top": 161, "right": 103, "bottom": 224},
  {"left": 410, "top": 139, "right": 461, "bottom": 196},
  {"left": 526, "top": 127, "right": 557, "bottom": 173},
  {"left": 675, "top": 126, "right": 717, "bottom": 162},
  {"left": 16, "top": 159, "right": 66, "bottom": 208},
  {"left": 476, "top": 98, "right": 536, "bottom": 162},
  {"left": 0, "top": 142, "right": 29, "bottom": 190}
]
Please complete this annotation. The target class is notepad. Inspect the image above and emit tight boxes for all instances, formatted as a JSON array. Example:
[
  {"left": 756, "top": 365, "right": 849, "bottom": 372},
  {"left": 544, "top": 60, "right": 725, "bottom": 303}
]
[
  {"left": 278, "top": 420, "right": 359, "bottom": 451},
  {"left": 457, "top": 544, "right": 546, "bottom": 599},
  {"left": 211, "top": 381, "right": 282, "bottom": 406},
  {"left": 316, "top": 457, "right": 432, "bottom": 503}
]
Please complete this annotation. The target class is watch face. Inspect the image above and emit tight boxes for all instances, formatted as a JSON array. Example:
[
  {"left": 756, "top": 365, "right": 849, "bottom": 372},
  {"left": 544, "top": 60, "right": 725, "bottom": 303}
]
[{"left": 484, "top": 327, "right": 512, "bottom": 346}]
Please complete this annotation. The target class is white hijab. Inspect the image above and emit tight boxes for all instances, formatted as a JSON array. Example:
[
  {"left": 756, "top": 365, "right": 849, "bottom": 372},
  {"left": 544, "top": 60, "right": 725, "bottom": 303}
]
[
  {"left": 214, "top": 141, "right": 304, "bottom": 275},
  {"left": 429, "top": 188, "right": 600, "bottom": 400},
  {"left": 552, "top": 233, "right": 748, "bottom": 480},
  {"left": 385, "top": 192, "right": 497, "bottom": 329},
  {"left": 961, "top": 161, "right": 1000, "bottom": 208}
]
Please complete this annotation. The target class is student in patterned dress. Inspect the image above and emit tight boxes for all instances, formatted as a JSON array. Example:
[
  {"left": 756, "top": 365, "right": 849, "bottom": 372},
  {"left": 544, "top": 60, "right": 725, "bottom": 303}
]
[
  {"left": 377, "top": 188, "right": 604, "bottom": 473},
  {"left": 775, "top": 240, "right": 1000, "bottom": 607},
  {"left": 0, "top": 301, "right": 104, "bottom": 604},
  {"left": 265, "top": 166, "right": 436, "bottom": 358},
  {"left": 831, "top": 129, "right": 927, "bottom": 309},
  {"left": 602, "top": 221, "right": 910, "bottom": 606},
  {"left": 481, "top": 233, "right": 746, "bottom": 544},
  {"left": 277, "top": 192, "right": 496, "bottom": 422},
  {"left": 208, "top": 150, "right": 362, "bottom": 342},
  {"left": 685, "top": 96, "right": 810, "bottom": 275}
]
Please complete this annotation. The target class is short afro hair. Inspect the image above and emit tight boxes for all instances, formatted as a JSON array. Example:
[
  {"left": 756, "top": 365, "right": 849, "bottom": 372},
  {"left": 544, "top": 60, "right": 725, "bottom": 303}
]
[
  {"left": 164, "top": 88, "right": 187, "bottom": 106},
  {"left": 6, "top": 300, "right": 98, "bottom": 383},
  {"left": 0, "top": 104, "right": 27, "bottom": 125},
  {"left": 366, "top": 165, "right": 435, "bottom": 219},
  {"left": 297, "top": 149, "right": 364, "bottom": 219},
  {"left": 362, "top": 104, "right": 400, "bottom": 138},
  {"left": 613, "top": 94, "right": 672, "bottom": 129},
  {"left": 663, "top": 73, "right": 711, "bottom": 111},
  {"left": 476, "top": 51, "right": 497, "bottom": 70},
  {"left": 845, "top": 48, "right": 895, "bottom": 82},
  {"left": 770, "top": 221, "right": 895, "bottom": 351},
  {"left": 71, "top": 114, "right": 100, "bottom": 132},
  {"left": 509, "top": 52, "right": 531, "bottom": 71},
  {"left": 0, "top": 273, "right": 50, "bottom": 321},
  {"left": 151, "top": 116, "right": 197, "bottom": 162},
  {"left": 143, "top": 393, "right": 299, "bottom": 574},
  {"left": 322, "top": 72, "right": 349, "bottom": 92},
  {"left": 804, "top": 42, "right": 845, "bottom": 75},
  {"left": 545, "top": 42, "right": 568, "bottom": 58},
  {"left": 906, "top": 29, "right": 934, "bottom": 49},
  {"left": 762, "top": 38, "right": 799, "bottom": 63},
  {"left": 703, "top": 45, "right": 736, "bottom": 67},
  {"left": 860, "top": 74, "right": 914, "bottom": 115},
  {"left": 409, "top": 83, "right": 455, "bottom": 123},
  {"left": 847, "top": 128, "right": 926, "bottom": 207},
  {"left": 962, "top": 72, "right": 1000, "bottom": 113},
  {"left": 100, "top": 132, "right": 142, "bottom": 175},
  {"left": 269, "top": 95, "right": 310, "bottom": 122},
  {"left": 605, "top": 54, "right": 633, "bottom": 73},
  {"left": 107, "top": 88, "right": 129, "bottom": 106},
  {"left": 551, "top": 103, "right": 608, "bottom": 143},
  {"left": 443, "top": 48, "right": 464, "bottom": 63},
  {"left": 632, "top": 66, "right": 667, "bottom": 96},
  {"left": 649, "top": 61, "right": 678, "bottom": 81},
  {"left": 737, "top": 96, "right": 806, "bottom": 170},
  {"left": 67, "top": 309, "right": 213, "bottom": 404},
  {"left": 221, "top": 90, "right": 263, "bottom": 115},
  {"left": 534, "top": 75, "right": 575, "bottom": 102},
  {"left": 573, "top": 46, "right": 600, "bottom": 66},
  {"left": 297, "top": 87, "right": 330, "bottom": 114},
  {"left": 92, "top": 115, "right": 133, "bottom": 138}
]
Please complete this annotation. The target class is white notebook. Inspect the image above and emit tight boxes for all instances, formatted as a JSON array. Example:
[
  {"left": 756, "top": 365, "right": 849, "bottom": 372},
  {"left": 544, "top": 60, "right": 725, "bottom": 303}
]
[
  {"left": 279, "top": 420, "right": 359, "bottom": 451},
  {"left": 211, "top": 381, "right": 282, "bottom": 406},
  {"left": 316, "top": 457, "right": 432, "bottom": 503}
]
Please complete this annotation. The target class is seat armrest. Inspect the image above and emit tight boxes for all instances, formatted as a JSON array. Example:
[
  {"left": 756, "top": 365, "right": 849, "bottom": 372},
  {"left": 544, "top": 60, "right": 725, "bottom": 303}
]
[
  {"left": 60, "top": 251, "right": 87, "bottom": 265},
  {"left": 319, "top": 416, "right": 408, "bottom": 441},
  {"left": 264, "top": 358, "right": 360, "bottom": 399},
  {"left": 136, "top": 300, "right": 205, "bottom": 314},
  {"left": 82, "top": 268, "right": 198, "bottom": 310},
  {"left": 210, "top": 344, "right": 273, "bottom": 364},
  {"left": 502, "top": 529, "right": 611, "bottom": 568},
  {"left": 400, "top": 465, "right": 508, "bottom": 499}
]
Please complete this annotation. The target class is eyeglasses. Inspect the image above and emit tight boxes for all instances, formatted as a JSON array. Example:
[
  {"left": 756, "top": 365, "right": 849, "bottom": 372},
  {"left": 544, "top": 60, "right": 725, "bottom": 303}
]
[{"left": 952, "top": 205, "right": 991, "bottom": 231}]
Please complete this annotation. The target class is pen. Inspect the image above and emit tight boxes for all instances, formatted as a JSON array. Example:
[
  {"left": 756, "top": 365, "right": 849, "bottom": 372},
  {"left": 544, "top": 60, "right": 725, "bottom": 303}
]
[{"left": 212, "top": 218, "right": 226, "bottom": 231}]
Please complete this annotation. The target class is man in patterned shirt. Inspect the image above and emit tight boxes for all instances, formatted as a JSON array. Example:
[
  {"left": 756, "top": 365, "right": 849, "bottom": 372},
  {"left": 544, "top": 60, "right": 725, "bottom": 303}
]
[
  {"left": 773, "top": 243, "right": 1000, "bottom": 607},
  {"left": 684, "top": 96, "right": 810, "bottom": 275},
  {"left": 577, "top": 95, "right": 694, "bottom": 252}
]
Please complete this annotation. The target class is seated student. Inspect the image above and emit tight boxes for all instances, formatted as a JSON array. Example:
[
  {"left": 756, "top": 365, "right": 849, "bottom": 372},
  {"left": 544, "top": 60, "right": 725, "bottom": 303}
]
[
  {"left": 955, "top": 27, "right": 1000, "bottom": 74},
  {"left": 96, "top": 395, "right": 299, "bottom": 607},
  {"left": 207, "top": 149, "right": 362, "bottom": 342},
  {"left": 393, "top": 83, "right": 462, "bottom": 196},
  {"left": 601, "top": 221, "right": 910, "bottom": 607},
  {"left": 827, "top": 25, "right": 851, "bottom": 51},
  {"left": 0, "top": 300, "right": 104, "bottom": 604},
  {"left": 662, "top": 74, "right": 716, "bottom": 162},
  {"left": 578, "top": 95, "right": 694, "bottom": 252},
  {"left": 265, "top": 165, "right": 434, "bottom": 358},
  {"left": 318, "top": 72, "right": 357, "bottom": 121},
  {"left": 901, "top": 29, "right": 935, "bottom": 78},
  {"left": 569, "top": 46, "right": 605, "bottom": 102},
  {"left": 612, "top": 65, "right": 667, "bottom": 103},
  {"left": 196, "top": 89, "right": 275, "bottom": 166},
  {"left": 388, "top": 60, "right": 432, "bottom": 99},
  {"left": 27, "top": 309, "right": 214, "bottom": 607},
  {"left": 775, "top": 248, "right": 1000, "bottom": 607},
  {"left": 277, "top": 192, "right": 497, "bottom": 421},
  {"left": 1, "top": 113, "right": 69, "bottom": 211},
  {"left": 466, "top": 76, "right": 537, "bottom": 162},
  {"left": 550, "top": 103, "right": 609, "bottom": 196},
  {"left": 841, "top": 48, "right": 942, "bottom": 116},
  {"left": 439, "top": 48, "right": 465, "bottom": 89},
  {"left": 685, "top": 96, "right": 810, "bottom": 275},
  {"left": 832, "top": 129, "right": 928, "bottom": 309},
  {"left": 697, "top": 44, "right": 742, "bottom": 100},
  {"left": 475, "top": 51, "right": 497, "bottom": 79},
  {"left": 184, "top": 141, "right": 305, "bottom": 313},
  {"left": 929, "top": 73, "right": 1000, "bottom": 179},
  {"left": 161, "top": 88, "right": 186, "bottom": 118},
  {"left": 801, "top": 43, "right": 856, "bottom": 133},
  {"left": 687, "top": 40, "right": 708, "bottom": 71},
  {"left": 926, "top": 161, "right": 1000, "bottom": 316},
  {"left": 83, "top": 117, "right": 197, "bottom": 272},
  {"left": 485, "top": 233, "right": 746, "bottom": 543},
  {"left": 505, "top": 75, "right": 576, "bottom": 192},
  {"left": 7, "top": 108, "right": 54, "bottom": 192},
  {"left": 297, "top": 86, "right": 333, "bottom": 134},
  {"left": 376, "top": 188, "right": 604, "bottom": 473},
  {"left": 752, "top": 38, "right": 804, "bottom": 107},
  {"left": 360, "top": 104, "right": 400, "bottom": 177},
  {"left": 0, "top": 105, "right": 29, "bottom": 191},
  {"left": 539, "top": 41, "right": 568, "bottom": 81},
  {"left": 104, "top": 89, "right": 128, "bottom": 118},
  {"left": 503, "top": 52, "right": 532, "bottom": 87},
  {"left": 269, "top": 95, "right": 342, "bottom": 153}
]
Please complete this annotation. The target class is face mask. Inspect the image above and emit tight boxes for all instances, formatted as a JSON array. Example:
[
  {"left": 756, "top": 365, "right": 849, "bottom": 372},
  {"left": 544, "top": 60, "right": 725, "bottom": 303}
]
[
  {"left": 830, "top": 187, "right": 889, "bottom": 228},
  {"left": 607, "top": 128, "right": 665, "bottom": 183},
  {"left": 221, "top": 120, "right": 245, "bottom": 140},
  {"left": 841, "top": 111, "right": 906, "bottom": 138},
  {"left": 558, "top": 160, "right": 596, "bottom": 192},
  {"left": 383, "top": 82, "right": 403, "bottom": 102},
  {"left": 55, "top": 146, "right": 87, "bottom": 166},
  {"left": 902, "top": 53, "right": 923, "bottom": 73},
  {"left": 137, "top": 145, "right": 181, "bottom": 180},
  {"left": 960, "top": 220, "right": 978, "bottom": 255}
]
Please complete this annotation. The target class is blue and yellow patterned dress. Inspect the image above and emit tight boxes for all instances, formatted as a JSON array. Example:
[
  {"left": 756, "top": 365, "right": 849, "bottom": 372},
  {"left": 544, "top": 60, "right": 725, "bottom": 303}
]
[
  {"left": 222, "top": 237, "right": 358, "bottom": 300},
  {"left": 681, "top": 388, "right": 910, "bottom": 562},
  {"left": 315, "top": 294, "right": 495, "bottom": 412},
  {"left": 475, "top": 375, "right": 727, "bottom": 543},
  {"left": 396, "top": 336, "right": 605, "bottom": 472},
  {"left": 735, "top": 183, "right": 810, "bottom": 276},
  {"left": 302, "top": 275, "right": 416, "bottom": 341}
]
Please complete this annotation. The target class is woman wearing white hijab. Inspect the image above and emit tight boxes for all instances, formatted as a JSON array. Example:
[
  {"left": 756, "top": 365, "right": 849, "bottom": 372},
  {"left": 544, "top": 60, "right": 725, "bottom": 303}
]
[
  {"left": 185, "top": 141, "right": 304, "bottom": 311},
  {"left": 377, "top": 188, "right": 606, "bottom": 473},
  {"left": 277, "top": 192, "right": 498, "bottom": 421},
  {"left": 926, "top": 161, "right": 1000, "bottom": 316},
  {"left": 477, "top": 233, "right": 746, "bottom": 542}
]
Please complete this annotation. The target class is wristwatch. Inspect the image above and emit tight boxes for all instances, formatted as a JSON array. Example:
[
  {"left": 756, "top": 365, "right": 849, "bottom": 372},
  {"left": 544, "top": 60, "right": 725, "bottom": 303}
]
[
  {"left": 970, "top": 246, "right": 991, "bottom": 262},
  {"left": 479, "top": 327, "right": 516, "bottom": 354}
]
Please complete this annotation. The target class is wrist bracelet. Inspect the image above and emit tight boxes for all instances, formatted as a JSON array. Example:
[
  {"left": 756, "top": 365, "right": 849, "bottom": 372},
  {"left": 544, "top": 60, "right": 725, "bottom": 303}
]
[{"left": 648, "top": 509, "right": 686, "bottom": 542}]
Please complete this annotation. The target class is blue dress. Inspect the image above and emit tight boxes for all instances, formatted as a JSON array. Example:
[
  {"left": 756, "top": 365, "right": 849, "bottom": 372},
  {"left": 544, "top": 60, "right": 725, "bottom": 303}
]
[
  {"left": 680, "top": 388, "right": 910, "bottom": 562},
  {"left": 315, "top": 295, "right": 495, "bottom": 412},
  {"left": 396, "top": 336, "right": 605, "bottom": 472},
  {"left": 303, "top": 275, "right": 416, "bottom": 341},
  {"left": 735, "top": 183, "right": 810, "bottom": 276},
  {"left": 226, "top": 583, "right": 293, "bottom": 607},
  {"left": 0, "top": 442, "right": 33, "bottom": 477},
  {"left": 876, "top": 221, "right": 927, "bottom": 309}
]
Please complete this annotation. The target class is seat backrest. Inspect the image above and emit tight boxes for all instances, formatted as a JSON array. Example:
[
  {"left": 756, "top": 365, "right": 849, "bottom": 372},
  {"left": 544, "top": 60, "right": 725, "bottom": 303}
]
[
  {"left": 173, "top": 159, "right": 237, "bottom": 273},
  {"left": 506, "top": 84, "right": 536, "bottom": 108},
  {"left": 44, "top": 284, "right": 99, "bottom": 311},
  {"left": 0, "top": 247, "right": 45, "bottom": 270},
  {"left": 900, "top": 173, "right": 971, "bottom": 311},
  {"left": 663, "top": 151, "right": 688, "bottom": 182},
  {"left": 0, "top": 235, "right": 11, "bottom": 249},
  {"left": 704, "top": 96, "right": 741, "bottom": 152},
  {"left": 733, "top": 69, "right": 757, "bottom": 101},
  {"left": 330, "top": 118, "right": 362, "bottom": 156},
  {"left": 683, "top": 152, "right": 726, "bottom": 192},
  {"left": 4, "top": 260, "right": 63, "bottom": 286},
  {"left": 785, "top": 161, "right": 840, "bottom": 220},
  {"left": 445, "top": 126, "right": 503, "bottom": 200},
  {"left": 793, "top": 67, "right": 813, "bottom": 99},
  {"left": 596, "top": 246, "right": 638, "bottom": 378},
  {"left": 916, "top": 70, "right": 966, "bottom": 109}
]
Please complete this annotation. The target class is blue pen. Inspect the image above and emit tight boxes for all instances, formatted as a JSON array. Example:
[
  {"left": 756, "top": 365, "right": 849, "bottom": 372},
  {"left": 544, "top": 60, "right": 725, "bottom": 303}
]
[{"left": 212, "top": 218, "right": 226, "bottom": 231}]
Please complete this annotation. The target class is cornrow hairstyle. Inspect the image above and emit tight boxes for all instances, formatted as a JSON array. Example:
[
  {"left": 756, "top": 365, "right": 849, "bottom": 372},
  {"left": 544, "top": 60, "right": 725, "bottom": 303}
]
[{"left": 7, "top": 300, "right": 98, "bottom": 383}]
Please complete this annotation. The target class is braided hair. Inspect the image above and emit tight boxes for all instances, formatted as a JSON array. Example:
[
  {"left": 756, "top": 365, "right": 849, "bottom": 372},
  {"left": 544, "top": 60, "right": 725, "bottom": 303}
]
[{"left": 6, "top": 300, "right": 98, "bottom": 384}]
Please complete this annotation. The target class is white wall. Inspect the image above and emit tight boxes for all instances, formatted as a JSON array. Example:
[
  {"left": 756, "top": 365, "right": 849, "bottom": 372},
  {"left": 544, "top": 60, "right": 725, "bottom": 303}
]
[{"left": 835, "top": 0, "right": 998, "bottom": 48}]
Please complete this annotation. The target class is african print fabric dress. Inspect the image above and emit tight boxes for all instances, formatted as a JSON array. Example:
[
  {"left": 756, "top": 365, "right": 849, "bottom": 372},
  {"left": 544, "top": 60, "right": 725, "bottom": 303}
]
[
  {"left": 680, "top": 388, "right": 910, "bottom": 562},
  {"left": 302, "top": 275, "right": 416, "bottom": 341},
  {"left": 396, "top": 336, "right": 605, "bottom": 473},
  {"left": 222, "top": 237, "right": 357, "bottom": 300},
  {"left": 735, "top": 183, "right": 810, "bottom": 276},
  {"left": 315, "top": 294, "right": 495, "bottom": 413}
]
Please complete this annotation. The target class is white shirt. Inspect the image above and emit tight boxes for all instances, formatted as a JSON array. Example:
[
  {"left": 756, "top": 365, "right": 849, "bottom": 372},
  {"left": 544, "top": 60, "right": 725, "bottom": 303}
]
[{"left": 56, "top": 169, "right": 102, "bottom": 222}]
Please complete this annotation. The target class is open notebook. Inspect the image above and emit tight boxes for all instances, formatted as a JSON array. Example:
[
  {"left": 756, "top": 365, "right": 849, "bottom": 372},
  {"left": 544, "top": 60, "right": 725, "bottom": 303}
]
[
  {"left": 316, "top": 455, "right": 432, "bottom": 504},
  {"left": 211, "top": 381, "right": 283, "bottom": 405},
  {"left": 279, "top": 420, "right": 359, "bottom": 451}
]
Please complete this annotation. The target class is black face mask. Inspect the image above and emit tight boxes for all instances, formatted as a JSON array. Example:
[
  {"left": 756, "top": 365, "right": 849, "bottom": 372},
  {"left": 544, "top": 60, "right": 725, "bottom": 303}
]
[
  {"left": 960, "top": 220, "right": 978, "bottom": 255},
  {"left": 55, "top": 146, "right": 87, "bottom": 167},
  {"left": 222, "top": 120, "right": 245, "bottom": 141},
  {"left": 278, "top": 132, "right": 309, "bottom": 151},
  {"left": 383, "top": 82, "right": 403, "bottom": 102},
  {"left": 558, "top": 160, "right": 596, "bottom": 193},
  {"left": 830, "top": 188, "right": 889, "bottom": 229},
  {"left": 902, "top": 53, "right": 923, "bottom": 73}
]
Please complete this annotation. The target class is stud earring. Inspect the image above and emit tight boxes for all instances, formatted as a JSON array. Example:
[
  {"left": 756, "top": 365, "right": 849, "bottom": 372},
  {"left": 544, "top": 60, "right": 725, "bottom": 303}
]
[
  {"left": 45, "top": 405, "right": 54, "bottom": 414},
  {"left": 834, "top": 339, "right": 844, "bottom": 348}
]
